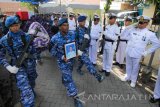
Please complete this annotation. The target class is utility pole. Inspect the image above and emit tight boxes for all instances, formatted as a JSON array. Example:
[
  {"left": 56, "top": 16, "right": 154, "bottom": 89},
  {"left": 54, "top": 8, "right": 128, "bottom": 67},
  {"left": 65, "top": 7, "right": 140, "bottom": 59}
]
[{"left": 60, "top": 0, "right": 62, "bottom": 15}]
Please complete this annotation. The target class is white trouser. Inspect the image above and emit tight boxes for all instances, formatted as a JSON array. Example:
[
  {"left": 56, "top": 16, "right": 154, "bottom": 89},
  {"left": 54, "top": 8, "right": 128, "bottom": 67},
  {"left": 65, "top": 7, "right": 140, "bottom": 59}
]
[
  {"left": 125, "top": 53, "right": 141, "bottom": 83},
  {"left": 89, "top": 44, "right": 98, "bottom": 64},
  {"left": 153, "top": 68, "right": 160, "bottom": 99},
  {"left": 103, "top": 47, "right": 114, "bottom": 72},
  {"left": 116, "top": 41, "right": 127, "bottom": 64}
]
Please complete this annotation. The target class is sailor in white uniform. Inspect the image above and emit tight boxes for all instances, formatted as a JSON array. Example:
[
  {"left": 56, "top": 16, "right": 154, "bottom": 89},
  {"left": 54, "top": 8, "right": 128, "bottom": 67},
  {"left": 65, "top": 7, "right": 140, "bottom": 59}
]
[
  {"left": 68, "top": 12, "right": 76, "bottom": 35},
  {"left": 122, "top": 16, "right": 160, "bottom": 88},
  {"left": 100, "top": 13, "right": 120, "bottom": 76},
  {"left": 150, "top": 56, "right": 160, "bottom": 103},
  {"left": 89, "top": 14, "right": 102, "bottom": 66},
  {"left": 115, "top": 16, "right": 133, "bottom": 68}
]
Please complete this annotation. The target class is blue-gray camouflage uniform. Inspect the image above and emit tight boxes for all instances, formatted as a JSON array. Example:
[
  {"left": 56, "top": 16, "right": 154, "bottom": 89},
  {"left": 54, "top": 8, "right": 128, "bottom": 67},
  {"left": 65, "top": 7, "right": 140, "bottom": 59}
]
[
  {"left": 0, "top": 30, "right": 37, "bottom": 107},
  {"left": 76, "top": 26, "right": 97, "bottom": 75},
  {"left": 50, "top": 32, "right": 78, "bottom": 97}
]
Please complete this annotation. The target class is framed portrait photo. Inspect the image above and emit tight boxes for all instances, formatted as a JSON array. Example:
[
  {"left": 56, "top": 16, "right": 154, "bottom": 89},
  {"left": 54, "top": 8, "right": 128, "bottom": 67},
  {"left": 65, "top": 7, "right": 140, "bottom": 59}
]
[{"left": 64, "top": 42, "right": 77, "bottom": 60}]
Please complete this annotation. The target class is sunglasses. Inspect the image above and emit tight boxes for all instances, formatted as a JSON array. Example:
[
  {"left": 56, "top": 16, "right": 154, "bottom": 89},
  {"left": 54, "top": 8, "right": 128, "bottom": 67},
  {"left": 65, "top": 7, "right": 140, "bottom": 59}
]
[{"left": 138, "top": 21, "right": 147, "bottom": 24}]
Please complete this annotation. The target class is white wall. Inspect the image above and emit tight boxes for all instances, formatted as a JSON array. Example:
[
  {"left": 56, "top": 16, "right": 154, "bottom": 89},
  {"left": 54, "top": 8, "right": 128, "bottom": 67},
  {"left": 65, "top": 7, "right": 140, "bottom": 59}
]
[{"left": 143, "top": 4, "right": 156, "bottom": 18}]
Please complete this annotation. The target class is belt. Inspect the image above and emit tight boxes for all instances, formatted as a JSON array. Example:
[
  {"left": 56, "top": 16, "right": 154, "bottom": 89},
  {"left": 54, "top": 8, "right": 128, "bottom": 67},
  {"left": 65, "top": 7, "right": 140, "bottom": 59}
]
[
  {"left": 104, "top": 38, "right": 114, "bottom": 44},
  {"left": 119, "top": 39, "right": 128, "bottom": 43}
]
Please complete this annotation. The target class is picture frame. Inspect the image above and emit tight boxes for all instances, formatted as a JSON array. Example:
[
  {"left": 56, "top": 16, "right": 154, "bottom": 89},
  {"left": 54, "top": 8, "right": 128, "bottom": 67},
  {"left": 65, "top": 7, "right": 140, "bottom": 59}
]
[{"left": 64, "top": 41, "right": 77, "bottom": 60}]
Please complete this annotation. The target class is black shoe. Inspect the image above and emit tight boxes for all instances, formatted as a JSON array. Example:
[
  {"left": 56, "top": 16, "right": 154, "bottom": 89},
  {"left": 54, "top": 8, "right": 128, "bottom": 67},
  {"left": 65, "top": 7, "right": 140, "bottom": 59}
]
[
  {"left": 119, "top": 64, "right": 124, "bottom": 69},
  {"left": 113, "top": 62, "right": 119, "bottom": 65},
  {"left": 105, "top": 72, "right": 110, "bottom": 76},
  {"left": 77, "top": 69, "right": 84, "bottom": 75},
  {"left": 74, "top": 98, "right": 83, "bottom": 107},
  {"left": 149, "top": 96, "right": 160, "bottom": 103},
  {"left": 99, "top": 69, "right": 106, "bottom": 73},
  {"left": 95, "top": 73, "right": 105, "bottom": 83}
]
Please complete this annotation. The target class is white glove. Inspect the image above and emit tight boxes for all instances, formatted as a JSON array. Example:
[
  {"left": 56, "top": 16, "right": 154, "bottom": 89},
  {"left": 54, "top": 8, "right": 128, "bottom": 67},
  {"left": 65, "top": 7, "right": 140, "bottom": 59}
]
[
  {"left": 84, "top": 34, "right": 90, "bottom": 40},
  {"left": 6, "top": 65, "right": 19, "bottom": 74},
  {"left": 78, "top": 50, "right": 83, "bottom": 56},
  {"left": 142, "top": 51, "right": 148, "bottom": 57},
  {"left": 61, "top": 55, "right": 65, "bottom": 60}
]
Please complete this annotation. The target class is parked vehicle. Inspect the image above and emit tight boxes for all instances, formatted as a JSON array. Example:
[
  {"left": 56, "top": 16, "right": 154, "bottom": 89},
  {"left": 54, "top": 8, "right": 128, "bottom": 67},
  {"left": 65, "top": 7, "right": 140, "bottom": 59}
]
[{"left": 117, "top": 11, "right": 139, "bottom": 26}]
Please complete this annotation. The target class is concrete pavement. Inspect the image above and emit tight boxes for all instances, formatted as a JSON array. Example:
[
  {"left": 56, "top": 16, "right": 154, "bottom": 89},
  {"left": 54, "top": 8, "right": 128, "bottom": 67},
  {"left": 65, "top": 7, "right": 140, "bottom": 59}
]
[{"left": 34, "top": 53, "right": 159, "bottom": 107}]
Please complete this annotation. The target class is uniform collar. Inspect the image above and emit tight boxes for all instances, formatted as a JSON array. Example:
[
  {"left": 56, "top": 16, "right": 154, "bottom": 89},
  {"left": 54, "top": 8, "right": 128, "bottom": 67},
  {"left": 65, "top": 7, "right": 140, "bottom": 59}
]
[
  {"left": 137, "top": 27, "right": 148, "bottom": 31},
  {"left": 59, "top": 32, "right": 69, "bottom": 38},
  {"left": 78, "top": 26, "right": 86, "bottom": 30},
  {"left": 8, "top": 30, "right": 22, "bottom": 38},
  {"left": 108, "top": 24, "right": 115, "bottom": 27}
]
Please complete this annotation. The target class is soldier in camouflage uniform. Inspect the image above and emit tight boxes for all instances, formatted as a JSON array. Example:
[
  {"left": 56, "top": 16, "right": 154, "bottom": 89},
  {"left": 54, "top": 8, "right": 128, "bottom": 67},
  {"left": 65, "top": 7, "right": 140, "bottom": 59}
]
[
  {"left": 0, "top": 16, "right": 38, "bottom": 107},
  {"left": 50, "top": 18, "right": 84, "bottom": 107},
  {"left": 75, "top": 15, "right": 104, "bottom": 83},
  {"left": 0, "top": 22, "right": 17, "bottom": 107}
]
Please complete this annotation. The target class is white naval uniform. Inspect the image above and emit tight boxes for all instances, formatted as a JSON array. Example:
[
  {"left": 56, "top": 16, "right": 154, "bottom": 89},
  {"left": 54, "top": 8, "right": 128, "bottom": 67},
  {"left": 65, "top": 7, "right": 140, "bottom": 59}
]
[
  {"left": 125, "top": 27, "right": 160, "bottom": 83},
  {"left": 154, "top": 67, "right": 160, "bottom": 99},
  {"left": 51, "top": 15, "right": 54, "bottom": 21},
  {"left": 116, "top": 26, "right": 133, "bottom": 64},
  {"left": 68, "top": 18, "right": 76, "bottom": 35},
  {"left": 68, "top": 18, "right": 76, "bottom": 31},
  {"left": 89, "top": 23, "right": 102, "bottom": 64},
  {"left": 103, "top": 24, "right": 120, "bottom": 72}
]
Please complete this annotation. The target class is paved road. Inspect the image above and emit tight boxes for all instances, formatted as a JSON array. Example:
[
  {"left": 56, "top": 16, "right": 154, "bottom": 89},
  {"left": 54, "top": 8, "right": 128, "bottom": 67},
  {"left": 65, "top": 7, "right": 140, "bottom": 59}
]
[{"left": 34, "top": 53, "right": 159, "bottom": 107}]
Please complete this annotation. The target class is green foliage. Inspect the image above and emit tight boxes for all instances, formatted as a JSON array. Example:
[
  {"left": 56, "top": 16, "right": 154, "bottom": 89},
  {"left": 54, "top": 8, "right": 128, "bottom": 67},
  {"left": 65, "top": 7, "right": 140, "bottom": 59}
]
[
  {"left": 73, "top": 9, "right": 101, "bottom": 17},
  {"left": 20, "top": 2, "right": 39, "bottom": 13},
  {"left": 20, "top": 2, "right": 35, "bottom": 11},
  {"left": 104, "top": 0, "right": 112, "bottom": 13}
]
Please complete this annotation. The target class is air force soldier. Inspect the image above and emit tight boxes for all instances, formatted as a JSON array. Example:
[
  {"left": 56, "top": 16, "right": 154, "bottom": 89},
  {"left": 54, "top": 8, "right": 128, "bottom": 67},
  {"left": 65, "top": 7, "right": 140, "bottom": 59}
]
[
  {"left": 100, "top": 13, "right": 120, "bottom": 76},
  {"left": 122, "top": 16, "right": 160, "bottom": 88},
  {"left": 89, "top": 15, "right": 102, "bottom": 66},
  {"left": 115, "top": 16, "right": 133, "bottom": 68}
]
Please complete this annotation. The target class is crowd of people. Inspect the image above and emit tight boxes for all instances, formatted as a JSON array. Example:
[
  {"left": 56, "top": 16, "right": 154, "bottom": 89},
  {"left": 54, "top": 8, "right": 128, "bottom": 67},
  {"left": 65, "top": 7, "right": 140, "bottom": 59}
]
[{"left": 0, "top": 11, "right": 160, "bottom": 107}]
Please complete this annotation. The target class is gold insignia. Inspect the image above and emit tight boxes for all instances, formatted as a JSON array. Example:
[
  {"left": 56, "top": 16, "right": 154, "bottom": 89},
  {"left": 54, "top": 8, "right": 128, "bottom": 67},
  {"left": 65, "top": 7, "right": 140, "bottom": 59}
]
[{"left": 139, "top": 16, "right": 144, "bottom": 21}]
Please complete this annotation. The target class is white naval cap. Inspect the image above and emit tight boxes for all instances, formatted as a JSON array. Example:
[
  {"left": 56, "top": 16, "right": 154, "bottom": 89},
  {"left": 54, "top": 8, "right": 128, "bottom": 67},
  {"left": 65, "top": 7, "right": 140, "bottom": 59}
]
[
  {"left": 93, "top": 14, "right": 100, "bottom": 19},
  {"left": 137, "top": 15, "right": 151, "bottom": 22},
  {"left": 108, "top": 13, "right": 117, "bottom": 19},
  {"left": 62, "top": 12, "right": 68, "bottom": 16},
  {"left": 124, "top": 16, "right": 132, "bottom": 21},
  {"left": 69, "top": 12, "right": 74, "bottom": 16}
]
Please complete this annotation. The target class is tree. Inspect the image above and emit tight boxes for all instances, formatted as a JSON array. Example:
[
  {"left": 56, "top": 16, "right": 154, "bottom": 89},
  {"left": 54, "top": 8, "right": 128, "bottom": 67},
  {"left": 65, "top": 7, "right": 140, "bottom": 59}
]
[
  {"left": 20, "top": 2, "right": 37, "bottom": 12},
  {"left": 15, "top": 0, "right": 51, "bottom": 13},
  {"left": 104, "top": 0, "right": 112, "bottom": 13}
]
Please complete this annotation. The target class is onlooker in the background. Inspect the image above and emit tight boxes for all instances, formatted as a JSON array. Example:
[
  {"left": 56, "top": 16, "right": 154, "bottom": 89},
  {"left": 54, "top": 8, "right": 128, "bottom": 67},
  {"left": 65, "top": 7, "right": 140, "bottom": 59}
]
[
  {"left": 68, "top": 12, "right": 76, "bottom": 35},
  {"left": 51, "top": 17, "right": 59, "bottom": 37},
  {"left": 62, "top": 12, "right": 68, "bottom": 19}
]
